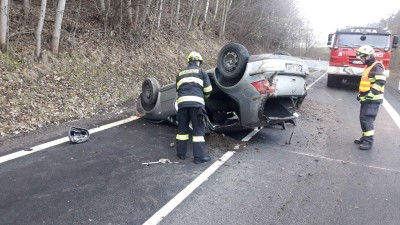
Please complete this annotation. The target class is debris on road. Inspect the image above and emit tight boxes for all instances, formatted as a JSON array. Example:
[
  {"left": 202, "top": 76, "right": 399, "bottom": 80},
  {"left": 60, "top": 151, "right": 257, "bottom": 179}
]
[
  {"left": 68, "top": 127, "right": 90, "bottom": 144},
  {"left": 142, "top": 158, "right": 179, "bottom": 166}
]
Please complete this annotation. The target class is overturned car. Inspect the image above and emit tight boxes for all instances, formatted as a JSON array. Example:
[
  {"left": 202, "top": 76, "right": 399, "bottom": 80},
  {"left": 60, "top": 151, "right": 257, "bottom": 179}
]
[{"left": 137, "top": 43, "right": 309, "bottom": 132}]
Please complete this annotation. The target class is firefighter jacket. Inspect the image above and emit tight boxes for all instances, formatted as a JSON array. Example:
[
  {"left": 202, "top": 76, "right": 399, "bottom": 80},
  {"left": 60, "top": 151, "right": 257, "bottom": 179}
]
[
  {"left": 176, "top": 62, "right": 212, "bottom": 109},
  {"left": 358, "top": 60, "right": 385, "bottom": 103}
]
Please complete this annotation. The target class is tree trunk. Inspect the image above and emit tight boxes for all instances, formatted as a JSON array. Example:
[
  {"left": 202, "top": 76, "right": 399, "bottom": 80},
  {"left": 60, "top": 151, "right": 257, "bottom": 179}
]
[
  {"left": 187, "top": 0, "right": 196, "bottom": 31},
  {"left": 200, "top": 0, "right": 209, "bottom": 30},
  {"left": 194, "top": 0, "right": 204, "bottom": 26},
  {"left": 0, "top": 0, "right": 9, "bottom": 53},
  {"left": 134, "top": 4, "right": 139, "bottom": 31},
  {"left": 35, "top": 0, "right": 47, "bottom": 57},
  {"left": 213, "top": 0, "right": 219, "bottom": 20},
  {"left": 99, "top": 0, "right": 105, "bottom": 14},
  {"left": 149, "top": 0, "right": 158, "bottom": 38},
  {"left": 51, "top": 0, "right": 66, "bottom": 54},
  {"left": 169, "top": 0, "right": 174, "bottom": 28},
  {"left": 72, "top": 0, "right": 82, "bottom": 38},
  {"left": 23, "top": 0, "right": 30, "bottom": 20},
  {"left": 219, "top": 0, "right": 225, "bottom": 37},
  {"left": 219, "top": 0, "right": 231, "bottom": 37},
  {"left": 119, "top": 0, "right": 123, "bottom": 35},
  {"left": 156, "top": 0, "right": 163, "bottom": 30},
  {"left": 140, "top": 0, "right": 153, "bottom": 33},
  {"left": 175, "top": 0, "right": 180, "bottom": 26},
  {"left": 127, "top": 0, "right": 133, "bottom": 28}
]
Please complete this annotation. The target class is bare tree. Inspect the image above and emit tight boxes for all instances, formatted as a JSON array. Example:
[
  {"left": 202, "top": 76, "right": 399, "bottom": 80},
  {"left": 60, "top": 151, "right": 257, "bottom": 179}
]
[
  {"left": 175, "top": 0, "right": 180, "bottom": 26},
  {"left": 51, "top": 0, "right": 66, "bottom": 54},
  {"left": 23, "top": 0, "right": 30, "bottom": 20},
  {"left": 213, "top": 0, "right": 219, "bottom": 20},
  {"left": 127, "top": 0, "right": 133, "bottom": 28},
  {"left": 219, "top": 0, "right": 232, "bottom": 37},
  {"left": 194, "top": 0, "right": 204, "bottom": 27},
  {"left": 187, "top": 0, "right": 197, "bottom": 31},
  {"left": 35, "top": 0, "right": 47, "bottom": 57},
  {"left": 134, "top": 4, "right": 140, "bottom": 31},
  {"left": 199, "top": 0, "right": 209, "bottom": 30},
  {"left": 140, "top": 0, "right": 153, "bottom": 33},
  {"left": 99, "top": 0, "right": 105, "bottom": 14},
  {"left": 156, "top": 0, "right": 164, "bottom": 30},
  {"left": 0, "top": 0, "right": 9, "bottom": 53}
]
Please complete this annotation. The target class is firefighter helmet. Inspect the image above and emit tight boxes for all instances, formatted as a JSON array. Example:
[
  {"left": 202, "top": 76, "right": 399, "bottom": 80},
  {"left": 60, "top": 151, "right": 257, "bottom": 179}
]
[
  {"left": 186, "top": 52, "right": 203, "bottom": 64},
  {"left": 356, "top": 45, "right": 375, "bottom": 58}
]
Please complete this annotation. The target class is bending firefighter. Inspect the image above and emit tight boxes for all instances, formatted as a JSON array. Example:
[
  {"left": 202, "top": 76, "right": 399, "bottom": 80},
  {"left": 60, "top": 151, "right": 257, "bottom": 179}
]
[
  {"left": 354, "top": 45, "right": 386, "bottom": 150},
  {"left": 175, "top": 52, "right": 213, "bottom": 164}
]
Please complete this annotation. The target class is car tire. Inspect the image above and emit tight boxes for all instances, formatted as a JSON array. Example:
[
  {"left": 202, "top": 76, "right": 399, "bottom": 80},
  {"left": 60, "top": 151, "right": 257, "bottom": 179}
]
[
  {"left": 216, "top": 43, "right": 249, "bottom": 87},
  {"left": 140, "top": 77, "right": 160, "bottom": 111}
]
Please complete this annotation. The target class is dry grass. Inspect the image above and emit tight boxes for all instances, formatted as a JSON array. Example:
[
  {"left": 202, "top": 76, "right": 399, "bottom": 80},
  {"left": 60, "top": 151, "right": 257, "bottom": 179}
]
[{"left": 0, "top": 29, "right": 227, "bottom": 137}]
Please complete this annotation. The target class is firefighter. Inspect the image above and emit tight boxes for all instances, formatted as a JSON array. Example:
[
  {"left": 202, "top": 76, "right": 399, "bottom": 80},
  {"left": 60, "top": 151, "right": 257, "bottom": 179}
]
[
  {"left": 354, "top": 45, "right": 386, "bottom": 150},
  {"left": 176, "top": 52, "right": 213, "bottom": 164}
]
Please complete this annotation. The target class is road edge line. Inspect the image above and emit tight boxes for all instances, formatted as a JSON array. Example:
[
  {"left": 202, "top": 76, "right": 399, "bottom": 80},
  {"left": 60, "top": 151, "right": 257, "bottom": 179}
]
[
  {"left": 142, "top": 151, "right": 236, "bottom": 225},
  {"left": 307, "top": 71, "right": 327, "bottom": 90},
  {"left": 0, "top": 116, "right": 139, "bottom": 164},
  {"left": 383, "top": 99, "right": 400, "bottom": 129}
]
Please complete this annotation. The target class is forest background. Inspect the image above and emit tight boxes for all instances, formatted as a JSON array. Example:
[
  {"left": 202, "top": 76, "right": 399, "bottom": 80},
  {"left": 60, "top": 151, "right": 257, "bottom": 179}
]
[{"left": 1, "top": 0, "right": 399, "bottom": 137}]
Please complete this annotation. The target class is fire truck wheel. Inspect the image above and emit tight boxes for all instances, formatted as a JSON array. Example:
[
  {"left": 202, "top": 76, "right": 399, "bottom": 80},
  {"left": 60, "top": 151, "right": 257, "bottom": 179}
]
[{"left": 327, "top": 74, "right": 341, "bottom": 88}]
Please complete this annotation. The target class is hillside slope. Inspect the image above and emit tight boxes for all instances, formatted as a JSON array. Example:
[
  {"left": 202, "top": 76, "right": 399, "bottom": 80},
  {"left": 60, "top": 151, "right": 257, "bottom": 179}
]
[{"left": 1, "top": 26, "right": 230, "bottom": 138}]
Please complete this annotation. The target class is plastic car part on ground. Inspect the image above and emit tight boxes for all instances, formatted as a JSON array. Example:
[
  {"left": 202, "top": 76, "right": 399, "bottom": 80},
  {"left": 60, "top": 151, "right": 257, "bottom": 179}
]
[{"left": 68, "top": 127, "right": 90, "bottom": 144}]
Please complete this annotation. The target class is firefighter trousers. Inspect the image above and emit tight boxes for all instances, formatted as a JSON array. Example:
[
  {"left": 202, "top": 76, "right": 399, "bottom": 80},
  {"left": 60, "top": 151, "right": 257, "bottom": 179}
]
[
  {"left": 176, "top": 107, "right": 206, "bottom": 158},
  {"left": 359, "top": 102, "right": 380, "bottom": 144}
]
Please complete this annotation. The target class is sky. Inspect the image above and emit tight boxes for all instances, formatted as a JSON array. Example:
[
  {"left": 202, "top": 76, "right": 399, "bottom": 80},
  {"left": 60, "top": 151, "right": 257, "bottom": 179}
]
[{"left": 297, "top": 0, "right": 400, "bottom": 44}]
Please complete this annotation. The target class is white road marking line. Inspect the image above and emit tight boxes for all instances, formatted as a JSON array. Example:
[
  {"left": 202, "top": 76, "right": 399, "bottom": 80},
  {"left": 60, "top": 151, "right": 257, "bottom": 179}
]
[
  {"left": 383, "top": 99, "right": 400, "bottom": 129},
  {"left": 283, "top": 150, "right": 400, "bottom": 173},
  {"left": 242, "top": 126, "right": 263, "bottom": 142},
  {"left": 307, "top": 71, "right": 327, "bottom": 90},
  {"left": 143, "top": 151, "right": 235, "bottom": 225},
  {"left": 0, "top": 116, "right": 139, "bottom": 164},
  {"left": 305, "top": 71, "right": 400, "bottom": 129}
]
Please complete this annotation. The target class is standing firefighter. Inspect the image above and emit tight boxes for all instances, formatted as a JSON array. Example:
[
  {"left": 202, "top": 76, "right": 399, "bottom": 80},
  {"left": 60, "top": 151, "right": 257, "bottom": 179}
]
[
  {"left": 354, "top": 45, "right": 386, "bottom": 150},
  {"left": 176, "top": 52, "right": 213, "bottom": 164}
]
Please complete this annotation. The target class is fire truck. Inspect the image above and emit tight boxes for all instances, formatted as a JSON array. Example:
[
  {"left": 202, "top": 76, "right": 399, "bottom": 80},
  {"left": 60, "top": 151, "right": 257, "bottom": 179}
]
[{"left": 326, "top": 26, "right": 399, "bottom": 88}]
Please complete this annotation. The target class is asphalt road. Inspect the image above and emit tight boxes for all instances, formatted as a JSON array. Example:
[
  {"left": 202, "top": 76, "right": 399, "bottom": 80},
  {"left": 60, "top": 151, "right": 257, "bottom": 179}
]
[{"left": 1, "top": 61, "right": 400, "bottom": 225}]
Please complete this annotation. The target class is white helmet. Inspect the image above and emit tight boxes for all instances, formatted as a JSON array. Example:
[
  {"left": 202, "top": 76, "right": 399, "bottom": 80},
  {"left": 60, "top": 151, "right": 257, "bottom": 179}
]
[
  {"left": 356, "top": 45, "right": 375, "bottom": 58},
  {"left": 186, "top": 51, "right": 203, "bottom": 64}
]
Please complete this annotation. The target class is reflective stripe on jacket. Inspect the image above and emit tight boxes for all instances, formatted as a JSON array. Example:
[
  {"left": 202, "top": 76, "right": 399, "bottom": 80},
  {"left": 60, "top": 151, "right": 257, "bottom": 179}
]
[
  {"left": 176, "top": 62, "right": 212, "bottom": 109},
  {"left": 358, "top": 61, "right": 385, "bottom": 103}
]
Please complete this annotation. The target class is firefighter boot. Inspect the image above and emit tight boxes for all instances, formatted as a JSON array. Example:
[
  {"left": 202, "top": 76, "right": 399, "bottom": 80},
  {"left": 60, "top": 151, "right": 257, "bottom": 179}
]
[
  {"left": 176, "top": 154, "right": 186, "bottom": 160},
  {"left": 354, "top": 138, "right": 363, "bottom": 144},
  {"left": 359, "top": 141, "right": 372, "bottom": 150},
  {"left": 194, "top": 156, "right": 211, "bottom": 164}
]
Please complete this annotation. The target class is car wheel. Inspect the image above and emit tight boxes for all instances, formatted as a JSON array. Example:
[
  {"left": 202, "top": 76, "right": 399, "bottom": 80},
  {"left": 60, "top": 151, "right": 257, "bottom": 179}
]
[
  {"left": 216, "top": 43, "right": 249, "bottom": 87},
  {"left": 140, "top": 77, "right": 160, "bottom": 111}
]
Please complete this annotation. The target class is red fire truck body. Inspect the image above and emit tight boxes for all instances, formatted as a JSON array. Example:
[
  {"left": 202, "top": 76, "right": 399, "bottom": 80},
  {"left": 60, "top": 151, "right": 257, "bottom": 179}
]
[{"left": 326, "top": 27, "right": 399, "bottom": 88}]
